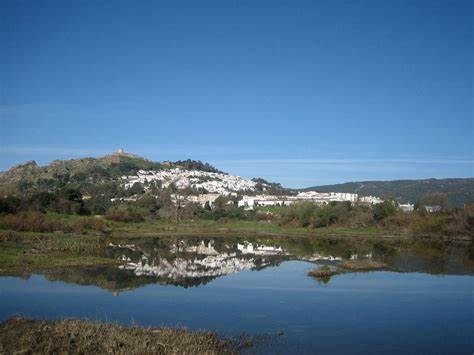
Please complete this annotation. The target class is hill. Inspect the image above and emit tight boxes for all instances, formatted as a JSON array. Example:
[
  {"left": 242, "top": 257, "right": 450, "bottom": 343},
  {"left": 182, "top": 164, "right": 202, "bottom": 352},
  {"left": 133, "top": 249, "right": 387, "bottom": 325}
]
[
  {"left": 1, "top": 152, "right": 472, "bottom": 207},
  {"left": 0, "top": 150, "right": 266, "bottom": 197},
  {"left": 0, "top": 151, "right": 164, "bottom": 195},
  {"left": 302, "top": 178, "right": 474, "bottom": 206}
]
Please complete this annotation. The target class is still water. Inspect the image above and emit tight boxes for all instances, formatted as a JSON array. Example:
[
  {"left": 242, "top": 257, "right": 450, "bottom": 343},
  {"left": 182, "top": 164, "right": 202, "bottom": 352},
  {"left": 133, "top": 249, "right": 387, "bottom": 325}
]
[{"left": 1, "top": 237, "right": 473, "bottom": 354}]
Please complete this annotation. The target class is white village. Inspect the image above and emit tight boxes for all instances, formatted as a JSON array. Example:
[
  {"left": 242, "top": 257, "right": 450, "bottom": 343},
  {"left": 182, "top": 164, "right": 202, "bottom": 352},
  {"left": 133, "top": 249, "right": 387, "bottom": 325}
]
[{"left": 120, "top": 168, "right": 415, "bottom": 211}]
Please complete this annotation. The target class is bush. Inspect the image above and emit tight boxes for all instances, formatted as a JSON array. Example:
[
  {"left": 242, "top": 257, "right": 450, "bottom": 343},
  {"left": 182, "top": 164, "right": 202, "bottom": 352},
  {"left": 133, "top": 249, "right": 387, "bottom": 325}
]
[
  {"left": 312, "top": 204, "right": 341, "bottom": 228},
  {"left": 372, "top": 201, "right": 397, "bottom": 221},
  {"left": 105, "top": 205, "right": 146, "bottom": 222},
  {"left": 449, "top": 203, "right": 474, "bottom": 236},
  {"left": 29, "top": 192, "right": 57, "bottom": 211},
  {"left": 280, "top": 202, "right": 352, "bottom": 228},
  {"left": 194, "top": 204, "right": 248, "bottom": 221},
  {"left": 410, "top": 214, "right": 450, "bottom": 236},
  {"left": 75, "top": 204, "right": 91, "bottom": 216},
  {"left": 135, "top": 194, "right": 161, "bottom": 214},
  {"left": 280, "top": 202, "right": 317, "bottom": 227},
  {"left": 382, "top": 212, "right": 412, "bottom": 231},
  {"left": 346, "top": 209, "right": 373, "bottom": 227},
  {"left": 72, "top": 218, "right": 107, "bottom": 234},
  {"left": 0, "top": 212, "right": 67, "bottom": 232},
  {"left": 0, "top": 196, "right": 22, "bottom": 214},
  {"left": 84, "top": 196, "right": 112, "bottom": 215}
]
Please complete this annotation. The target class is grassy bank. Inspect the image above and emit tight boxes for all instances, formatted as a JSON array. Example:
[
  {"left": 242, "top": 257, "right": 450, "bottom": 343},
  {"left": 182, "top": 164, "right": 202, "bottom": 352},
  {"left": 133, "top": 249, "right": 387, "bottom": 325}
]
[
  {"left": 2, "top": 210, "right": 472, "bottom": 241},
  {"left": 0, "top": 211, "right": 404, "bottom": 238},
  {"left": 0, "top": 317, "right": 229, "bottom": 354},
  {"left": 0, "top": 231, "right": 116, "bottom": 275}
]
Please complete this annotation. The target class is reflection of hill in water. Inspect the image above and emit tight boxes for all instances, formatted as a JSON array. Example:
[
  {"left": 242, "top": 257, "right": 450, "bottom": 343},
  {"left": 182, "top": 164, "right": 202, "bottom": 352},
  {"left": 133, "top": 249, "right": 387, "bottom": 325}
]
[
  {"left": 44, "top": 266, "right": 218, "bottom": 292},
  {"left": 44, "top": 237, "right": 473, "bottom": 292}
]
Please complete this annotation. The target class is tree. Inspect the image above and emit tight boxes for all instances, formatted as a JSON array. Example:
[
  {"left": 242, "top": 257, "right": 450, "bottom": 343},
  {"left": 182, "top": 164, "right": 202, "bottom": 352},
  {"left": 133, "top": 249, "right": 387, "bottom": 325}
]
[
  {"left": 173, "top": 194, "right": 185, "bottom": 224},
  {"left": 373, "top": 201, "right": 397, "bottom": 221},
  {"left": 30, "top": 192, "right": 57, "bottom": 212},
  {"left": 0, "top": 196, "right": 22, "bottom": 214},
  {"left": 127, "top": 182, "right": 145, "bottom": 196},
  {"left": 59, "top": 186, "right": 83, "bottom": 202}
]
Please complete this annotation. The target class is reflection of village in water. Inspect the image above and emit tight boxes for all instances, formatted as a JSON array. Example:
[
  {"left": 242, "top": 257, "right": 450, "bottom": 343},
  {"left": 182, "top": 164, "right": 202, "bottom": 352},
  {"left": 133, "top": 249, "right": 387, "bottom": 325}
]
[
  {"left": 42, "top": 236, "right": 473, "bottom": 293},
  {"left": 98, "top": 237, "right": 472, "bottom": 289},
  {"left": 111, "top": 240, "right": 288, "bottom": 283}
]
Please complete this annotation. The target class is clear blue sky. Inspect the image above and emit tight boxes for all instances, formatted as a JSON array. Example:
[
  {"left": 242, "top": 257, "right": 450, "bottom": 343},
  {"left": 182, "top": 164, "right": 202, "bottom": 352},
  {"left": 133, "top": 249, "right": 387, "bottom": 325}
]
[{"left": 1, "top": 0, "right": 472, "bottom": 187}]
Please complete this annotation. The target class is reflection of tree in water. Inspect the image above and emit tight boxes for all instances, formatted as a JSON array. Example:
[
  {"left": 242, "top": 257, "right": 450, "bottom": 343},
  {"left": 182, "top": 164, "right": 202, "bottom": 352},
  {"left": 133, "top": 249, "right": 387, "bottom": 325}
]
[
  {"left": 315, "top": 275, "right": 332, "bottom": 285},
  {"left": 384, "top": 240, "right": 473, "bottom": 275},
  {"left": 44, "top": 266, "right": 160, "bottom": 293}
]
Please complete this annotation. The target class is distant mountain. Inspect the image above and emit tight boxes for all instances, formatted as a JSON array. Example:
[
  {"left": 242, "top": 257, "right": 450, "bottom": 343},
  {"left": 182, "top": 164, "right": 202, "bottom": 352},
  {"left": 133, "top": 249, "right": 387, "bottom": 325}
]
[{"left": 302, "top": 178, "right": 474, "bottom": 206}]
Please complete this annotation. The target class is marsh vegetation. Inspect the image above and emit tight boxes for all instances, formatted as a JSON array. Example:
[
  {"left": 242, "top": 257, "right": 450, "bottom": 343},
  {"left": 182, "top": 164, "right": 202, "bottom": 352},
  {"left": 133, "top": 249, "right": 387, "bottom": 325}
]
[{"left": 0, "top": 317, "right": 230, "bottom": 354}]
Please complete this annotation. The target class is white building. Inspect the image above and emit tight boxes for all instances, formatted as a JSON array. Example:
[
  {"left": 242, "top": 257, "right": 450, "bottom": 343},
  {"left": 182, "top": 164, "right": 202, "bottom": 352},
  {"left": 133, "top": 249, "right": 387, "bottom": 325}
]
[
  {"left": 237, "top": 191, "right": 383, "bottom": 210},
  {"left": 399, "top": 203, "right": 415, "bottom": 212},
  {"left": 237, "top": 242, "right": 283, "bottom": 255},
  {"left": 358, "top": 195, "right": 384, "bottom": 205},
  {"left": 425, "top": 205, "right": 442, "bottom": 213}
]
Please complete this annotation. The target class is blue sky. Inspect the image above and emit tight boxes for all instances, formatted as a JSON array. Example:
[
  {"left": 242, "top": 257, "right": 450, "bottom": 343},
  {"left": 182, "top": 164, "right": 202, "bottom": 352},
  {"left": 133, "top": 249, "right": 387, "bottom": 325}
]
[{"left": 1, "top": 0, "right": 472, "bottom": 187}]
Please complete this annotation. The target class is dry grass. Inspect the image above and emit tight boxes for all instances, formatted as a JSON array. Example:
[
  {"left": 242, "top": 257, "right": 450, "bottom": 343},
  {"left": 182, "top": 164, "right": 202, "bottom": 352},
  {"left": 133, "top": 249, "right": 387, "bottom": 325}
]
[{"left": 0, "top": 317, "right": 229, "bottom": 354}]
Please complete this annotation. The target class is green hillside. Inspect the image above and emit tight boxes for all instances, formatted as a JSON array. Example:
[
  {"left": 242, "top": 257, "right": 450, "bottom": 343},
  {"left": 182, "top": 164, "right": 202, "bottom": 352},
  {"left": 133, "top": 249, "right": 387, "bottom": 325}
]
[
  {"left": 302, "top": 178, "right": 474, "bottom": 206},
  {"left": 0, "top": 152, "right": 220, "bottom": 196}
]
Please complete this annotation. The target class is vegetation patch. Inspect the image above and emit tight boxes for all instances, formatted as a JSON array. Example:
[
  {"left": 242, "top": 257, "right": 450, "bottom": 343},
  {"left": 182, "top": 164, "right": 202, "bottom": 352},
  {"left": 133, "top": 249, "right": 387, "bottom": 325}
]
[
  {"left": 308, "top": 264, "right": 340, "bottom": 278},
  {"left": 0, "top": 231, "right": 115, "bottom": 275},
  {"left": 338, "top": 260, "right": 388, "bottom": 271},
  {"left": 307, "top": 264, "right": 342, "bottom": 284},
  {"left": 0, "top": 317, "right": 229, "bottom": 354}
]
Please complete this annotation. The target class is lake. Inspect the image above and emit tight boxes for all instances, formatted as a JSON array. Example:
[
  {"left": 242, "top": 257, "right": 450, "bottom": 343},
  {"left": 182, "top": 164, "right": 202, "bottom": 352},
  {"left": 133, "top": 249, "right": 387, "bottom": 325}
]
[{"left": 1, "top": 236, "right": 473, "bottom": 354}]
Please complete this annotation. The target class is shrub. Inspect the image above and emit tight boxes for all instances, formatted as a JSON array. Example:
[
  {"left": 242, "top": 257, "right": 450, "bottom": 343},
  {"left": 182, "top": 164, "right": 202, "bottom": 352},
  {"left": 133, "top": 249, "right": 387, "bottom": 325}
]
[
  {"left": 410, "top": 214, "right": 450, "bottom": 236},
  {"left": 29, "top": 192, "right": 57, "bottom": 211},
  {"left": 0, "top": 196, "right": 22, "bottom": 214},
  {"left": 105, "top": 205, "right": 146, "bottom": 222},
  {"left": 382, "top": 211, "right": 412, "bottom": 231},
  {"left": 435, "top": 203, "right": 474, "bottom": 237},
  {"left": 72, "top": 218, "right": 107, "bottom": 234},
  {"left": 311, "top": 204, "right": 340, "bottom": 228},
  {"left": 372, "top": 201, "right": 397, "bottom": 221},
  {"left": 280, "top": 202, "right": 318, "bottom": 227},
  {"left": 84, "top": 196, "right": 112, "bottom": 215},
  {"left": 0, "top": 212, "right": 67, "bottom": 232},
  {"left": 346, "top": 209, "right": 374, "bottom": 227},
  {"left": 280, "top": 202, "right": 352, "bottom": 228},
  {"left": 75, "top": 204, "right": 91, "bottom": 216},
  {"left": 193, "top": 202, "right": 249, "bottom": 221}
]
